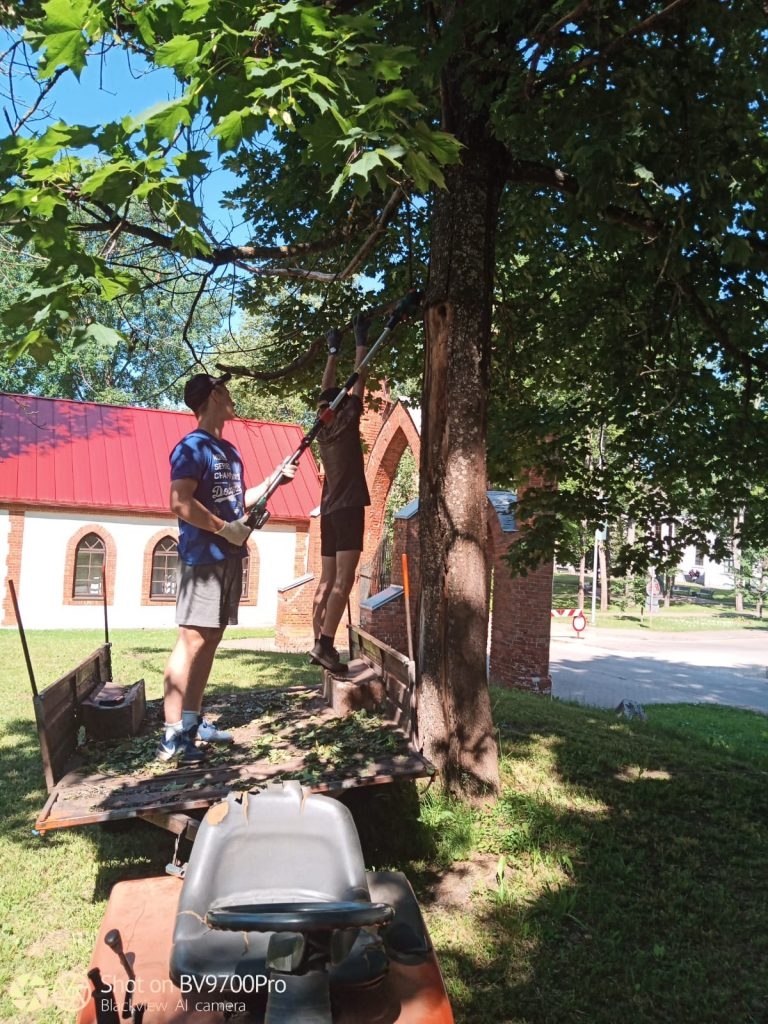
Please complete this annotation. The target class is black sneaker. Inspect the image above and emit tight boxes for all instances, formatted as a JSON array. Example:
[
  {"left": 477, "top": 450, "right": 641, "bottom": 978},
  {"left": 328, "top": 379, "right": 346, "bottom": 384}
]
[
  {"left": 309, "top": 640, "right": 347, "bottom": 674},
  {"left": 156, "top": 728, "right": 206, "bottom": 765},
  {"left": 309, "top": 641, "right": 339, "bottom": 665}
]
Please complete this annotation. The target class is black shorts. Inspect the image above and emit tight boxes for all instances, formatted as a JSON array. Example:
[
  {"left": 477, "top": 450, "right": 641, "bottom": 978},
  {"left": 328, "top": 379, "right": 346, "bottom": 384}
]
[{"left": 320, "top": 507, "right": 365, "bottom": 557}]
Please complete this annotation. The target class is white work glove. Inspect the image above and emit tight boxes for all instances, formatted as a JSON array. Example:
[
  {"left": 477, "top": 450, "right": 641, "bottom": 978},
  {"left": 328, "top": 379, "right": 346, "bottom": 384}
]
[{"left": 215, "top": 517, "right": 252, "bottom": 546}]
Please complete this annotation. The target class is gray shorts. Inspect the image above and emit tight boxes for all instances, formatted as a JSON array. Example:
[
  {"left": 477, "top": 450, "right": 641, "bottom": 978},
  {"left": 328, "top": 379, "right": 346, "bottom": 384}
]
[{"left": 176, "top": 558, "right": 243, "bottom": 629}]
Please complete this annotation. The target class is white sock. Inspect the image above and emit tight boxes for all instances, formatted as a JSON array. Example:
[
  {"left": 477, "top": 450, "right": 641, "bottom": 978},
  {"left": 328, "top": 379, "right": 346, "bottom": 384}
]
[
  {"left": 182, "top": 710, "right": 201, "bottom": 732},
  {"left": 164, "top": 720, "right": 183, "bottom": 741}
]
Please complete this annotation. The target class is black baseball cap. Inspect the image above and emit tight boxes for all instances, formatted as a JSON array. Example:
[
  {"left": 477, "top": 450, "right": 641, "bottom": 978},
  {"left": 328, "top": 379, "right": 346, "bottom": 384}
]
[{"left": 184, "top": 373, "right": 232, "bottom": 412}]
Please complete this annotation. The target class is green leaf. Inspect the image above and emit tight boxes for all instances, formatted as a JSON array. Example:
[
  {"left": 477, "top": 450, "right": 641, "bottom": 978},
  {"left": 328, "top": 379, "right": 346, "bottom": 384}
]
[
  {"left": 357, "top": 88, "right": 423, "bottom": 117},
  {"left": 154, "top": 35, "right": 200, "bottom": 71},
  {"left": 29, "top": 121, "right": 97, "bottom": 160},
  {"left": 173, "top": 150, "right": 210, "bottom": 176},
  {"left": 212, "top": 109, "right": 259, "bottom": 152},
  {"left": 125, "top": 99, "right": 192, "bottom": 144},
  {"left": 181, "top": 0, "right": 212, "bottom": 22},
  {"left": 34, "top": 0, "right": 100, "bottom": 80},
  {"left": 79, "top": 160, "right": 141, "bottom": 201},
  {"left": 405, "top": 148, "right": 445, "bottom": 192},
  {"left": 79, "top": 322, "right": 125, "bottom": 348},
  {"left": 348, "top": 149, "right": 384, "bottom": 180},
  {"left": 170, "top": 226, "right": 211, "bottom": 257},
  {"left": 97, "top": 271, "right": 139, "bottom": 302}
]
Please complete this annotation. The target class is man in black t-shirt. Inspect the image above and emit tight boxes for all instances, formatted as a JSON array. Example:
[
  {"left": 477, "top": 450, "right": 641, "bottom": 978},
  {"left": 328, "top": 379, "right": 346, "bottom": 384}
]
[{"left": 310, "top": 315, "right": 371, "bottom": 672}]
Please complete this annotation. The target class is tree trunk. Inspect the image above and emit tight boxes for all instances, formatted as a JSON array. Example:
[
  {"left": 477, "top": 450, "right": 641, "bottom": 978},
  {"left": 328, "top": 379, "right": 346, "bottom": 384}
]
[
  {"left": 732, "top": 513, "right": 744, "bottom": 613},
  {"left": 416, "top": 20, "right": 505, "bottom": 799},
  {"left": 599, "top": 542, "right": 608, "bottom": 612}
]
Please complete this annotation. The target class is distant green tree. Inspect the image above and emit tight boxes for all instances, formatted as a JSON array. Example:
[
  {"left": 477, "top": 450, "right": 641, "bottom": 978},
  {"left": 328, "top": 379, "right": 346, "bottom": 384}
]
[{"left": 0, "top": 230, "right": 225, "bottom": 405}]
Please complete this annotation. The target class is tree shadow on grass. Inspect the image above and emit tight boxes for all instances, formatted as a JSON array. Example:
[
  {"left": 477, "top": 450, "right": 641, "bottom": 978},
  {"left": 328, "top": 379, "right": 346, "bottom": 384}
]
[{"left": 415, "top": 690, "right": 768, "bottom": 1024}]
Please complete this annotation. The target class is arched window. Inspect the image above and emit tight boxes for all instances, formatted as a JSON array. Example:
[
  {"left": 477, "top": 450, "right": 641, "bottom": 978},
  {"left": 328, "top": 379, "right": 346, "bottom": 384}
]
[
  {"left": 150, "top": 537, "right": 179, "bottom": 600},
  {"left": 73, "top": 533, "right": 105, "bottom": 599},
  {"left": 241, "top": 555, "right": 250, "bottom": 600}
]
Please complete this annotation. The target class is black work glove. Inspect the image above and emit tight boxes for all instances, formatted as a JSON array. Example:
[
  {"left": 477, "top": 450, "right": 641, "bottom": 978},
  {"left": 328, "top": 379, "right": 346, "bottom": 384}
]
[
  {"left": 326, "top": 327, "right": 342, "bottom": 356},
  {"left": 352, "top": 311, "right": 371, "bottom": 347}
]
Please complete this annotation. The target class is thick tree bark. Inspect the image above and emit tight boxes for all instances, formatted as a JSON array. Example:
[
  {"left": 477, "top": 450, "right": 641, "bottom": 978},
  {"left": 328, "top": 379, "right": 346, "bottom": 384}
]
[
  {"left": 732, "top": 514, "right": 744, "bottom": 614},
  {"left": 416, "top": 41, "right": 506, "bottom": 796}
]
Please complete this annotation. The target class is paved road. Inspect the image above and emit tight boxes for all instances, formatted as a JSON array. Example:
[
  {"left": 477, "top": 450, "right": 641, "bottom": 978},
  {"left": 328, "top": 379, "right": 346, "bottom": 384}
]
[{"left": 550, "top": 627, "right": 768, "bottom": 713}]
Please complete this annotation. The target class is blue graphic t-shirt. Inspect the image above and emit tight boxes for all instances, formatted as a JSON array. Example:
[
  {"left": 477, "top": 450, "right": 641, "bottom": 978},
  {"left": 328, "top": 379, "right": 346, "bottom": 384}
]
[{"left": 170, "top": 429, "right": 246, "bottom": 564}]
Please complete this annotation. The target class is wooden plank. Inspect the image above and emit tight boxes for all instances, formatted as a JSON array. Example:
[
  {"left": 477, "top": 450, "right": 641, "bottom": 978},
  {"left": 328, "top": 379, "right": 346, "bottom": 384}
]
[
  {"left": 33, "top": 645, "right": 112, "bottom": 789},
  {"left": 35, "top": 754, "right": 435, "bottom": 832},
  {"left": 139, "top": 810, "right": 200, "bottom": 840},
  {"left": 349, "top": 626, "right": 411, "bottom": 686}
]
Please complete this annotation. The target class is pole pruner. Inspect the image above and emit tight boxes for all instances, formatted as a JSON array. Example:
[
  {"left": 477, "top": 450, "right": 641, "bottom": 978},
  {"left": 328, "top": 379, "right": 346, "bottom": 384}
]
[{"left": 245, "top": 288, "right": 423, "bottom": 530}]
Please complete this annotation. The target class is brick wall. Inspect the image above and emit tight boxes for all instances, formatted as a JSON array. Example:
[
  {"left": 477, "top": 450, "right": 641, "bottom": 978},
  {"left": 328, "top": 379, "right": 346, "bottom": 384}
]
[
  {"left": 487, "top": 475, "right": 553, "bottom": 692},
  {"left": 2, "top": 508, "right": 24, "bottom": 626},
  {"left": 275, "top": 575, "right": 317, "bottom": 651},
  {"left": 360, "top": 494, "right": 553, "bottom": 694}
]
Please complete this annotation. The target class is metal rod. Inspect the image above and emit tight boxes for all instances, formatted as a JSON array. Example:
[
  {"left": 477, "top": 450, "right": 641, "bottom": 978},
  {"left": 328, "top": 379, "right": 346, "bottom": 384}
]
[
  {"left": 401, "top": 553, "right": 419, "bottom": 748},
  {"left": 9, "top": 579, "right": 37, "bottom": 698},
  {"left": 245, "top": 289, "right": 422, "bottom": 529},
  {"left": 102, "top": 565, "right": 109, "bottom": 646}
]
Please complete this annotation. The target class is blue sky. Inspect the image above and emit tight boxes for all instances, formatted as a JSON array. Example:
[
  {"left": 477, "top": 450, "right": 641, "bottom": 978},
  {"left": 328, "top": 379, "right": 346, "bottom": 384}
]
[{"left": 1, "top": 36, "right": 248, "bottom": 243}]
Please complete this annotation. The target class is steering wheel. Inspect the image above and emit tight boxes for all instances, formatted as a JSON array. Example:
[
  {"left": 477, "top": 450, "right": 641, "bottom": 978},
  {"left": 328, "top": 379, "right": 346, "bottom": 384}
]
[{"left": 206, "top": 901, "right": 394, "bottom": 933}]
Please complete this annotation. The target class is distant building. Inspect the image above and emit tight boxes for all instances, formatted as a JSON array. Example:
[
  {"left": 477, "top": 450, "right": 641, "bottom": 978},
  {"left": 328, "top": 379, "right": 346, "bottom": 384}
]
[
  {"left": 676, "top": 542, "right": 733, "bottom": 590},
  {"left": 0, "top": 393, "right": 321, "bottom": 629}
]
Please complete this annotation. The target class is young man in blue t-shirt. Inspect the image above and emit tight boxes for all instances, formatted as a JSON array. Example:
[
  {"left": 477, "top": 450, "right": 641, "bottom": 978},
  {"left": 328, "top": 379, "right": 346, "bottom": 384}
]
[{"left": 158, "top": 372, "right": 296, "bottom": 764}]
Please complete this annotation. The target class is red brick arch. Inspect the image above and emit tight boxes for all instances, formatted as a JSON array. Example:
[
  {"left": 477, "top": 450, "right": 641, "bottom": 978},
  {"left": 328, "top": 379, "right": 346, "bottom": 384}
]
[
  {"left": 351, "top": 398, "right": 421, "bottom": 621},
  {"left": 364, "top": 401, "right": 420, "bottom": 552}
]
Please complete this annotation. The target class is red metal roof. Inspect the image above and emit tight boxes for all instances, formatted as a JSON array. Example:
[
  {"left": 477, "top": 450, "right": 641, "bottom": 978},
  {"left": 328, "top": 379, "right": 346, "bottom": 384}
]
[{"left": 0, "top": 393, "right": 321, "bottom": 521}]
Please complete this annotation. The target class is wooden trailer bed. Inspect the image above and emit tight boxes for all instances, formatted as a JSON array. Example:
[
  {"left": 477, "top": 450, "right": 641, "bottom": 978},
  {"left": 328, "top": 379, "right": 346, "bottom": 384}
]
[{"left": 31, "top": 630, "right": 432, "bottom": 834}]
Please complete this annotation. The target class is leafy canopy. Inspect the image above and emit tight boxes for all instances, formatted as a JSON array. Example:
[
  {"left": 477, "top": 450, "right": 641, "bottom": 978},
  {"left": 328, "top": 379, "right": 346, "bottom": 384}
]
[{"left": 3, "top": 1, "right": 768, "bottom": 567}]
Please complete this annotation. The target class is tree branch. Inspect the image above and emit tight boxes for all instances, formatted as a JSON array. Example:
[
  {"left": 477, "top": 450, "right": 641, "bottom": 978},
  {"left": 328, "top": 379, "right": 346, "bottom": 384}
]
[
  {"left": 249, "top": 185, "right": 407, "bottom": 284},
  {"left": 216, "top": 294, "right": 410, "bottom": 381},
  {"left": 526, "top": 0, "right": 694, "bottom": 97}
]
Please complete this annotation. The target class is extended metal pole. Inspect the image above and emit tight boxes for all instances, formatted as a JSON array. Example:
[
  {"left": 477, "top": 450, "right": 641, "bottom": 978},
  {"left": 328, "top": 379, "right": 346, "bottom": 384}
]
[
  {"left": 102, "top": 565, "right": 109, "bottom": 646},
  {"left": 245, "top": 289, "right": 422, "bottom": 530},
  {"left": 9, "top": 579, "right": 37, "bottom": 698}
]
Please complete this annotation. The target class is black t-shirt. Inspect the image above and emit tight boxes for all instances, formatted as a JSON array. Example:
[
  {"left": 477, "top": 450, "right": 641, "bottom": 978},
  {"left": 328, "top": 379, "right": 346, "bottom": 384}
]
[{"left": 317, "top": 395, "right": 371, "bottom": 514}]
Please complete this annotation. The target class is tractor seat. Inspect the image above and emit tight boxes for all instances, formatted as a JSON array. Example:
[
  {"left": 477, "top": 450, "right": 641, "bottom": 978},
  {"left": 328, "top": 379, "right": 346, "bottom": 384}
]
[{"left": 170, "top": 783, "right": 386, "bottom": 995}]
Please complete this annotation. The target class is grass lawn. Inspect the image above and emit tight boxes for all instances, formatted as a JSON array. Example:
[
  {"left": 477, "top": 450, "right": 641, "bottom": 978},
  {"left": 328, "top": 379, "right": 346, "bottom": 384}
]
[
  {"left": 552, "top": 573, "right": 768, "bottom": 632},
  {"left": 1, "top": 628, "right": 767, "bottom": 1023}
]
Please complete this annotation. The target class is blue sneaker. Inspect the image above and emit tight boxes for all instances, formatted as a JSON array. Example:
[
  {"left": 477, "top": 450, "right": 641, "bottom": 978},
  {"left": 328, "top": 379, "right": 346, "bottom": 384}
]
[
  {"left": 195, "top": 716, "right": 234, "bottom": 744},
  {"left": 156, "top": 728, "right": 206, "bottom": 765}
]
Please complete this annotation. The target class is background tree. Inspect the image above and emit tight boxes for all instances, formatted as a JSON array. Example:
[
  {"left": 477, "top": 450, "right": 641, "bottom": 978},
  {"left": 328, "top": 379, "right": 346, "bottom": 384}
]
[{"left": 2, "top": 2, "right": 768, "bottom": 795}]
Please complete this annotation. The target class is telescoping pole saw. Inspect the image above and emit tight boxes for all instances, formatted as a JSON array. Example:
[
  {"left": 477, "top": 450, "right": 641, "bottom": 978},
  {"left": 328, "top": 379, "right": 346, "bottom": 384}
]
[{"left": 245, "top": 288, "right": 423, "bottom": 530}]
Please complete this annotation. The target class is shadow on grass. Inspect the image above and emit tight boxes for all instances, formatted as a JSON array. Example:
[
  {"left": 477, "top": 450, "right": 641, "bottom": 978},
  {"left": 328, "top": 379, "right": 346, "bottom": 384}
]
[{"left": 417, "top": 691, "right": 768, "bottom": 1024}]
